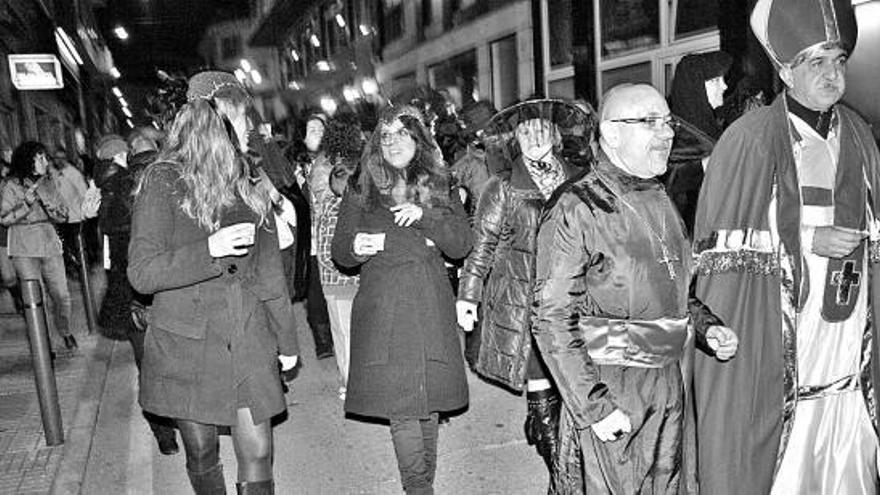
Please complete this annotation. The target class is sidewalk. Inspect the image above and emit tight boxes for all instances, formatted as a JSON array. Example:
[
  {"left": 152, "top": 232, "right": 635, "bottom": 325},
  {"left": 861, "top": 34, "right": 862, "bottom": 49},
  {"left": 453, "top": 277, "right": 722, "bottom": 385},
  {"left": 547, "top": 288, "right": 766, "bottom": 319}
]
[{"left": 0, "top": 271, "right": 109, "bottom": 495}]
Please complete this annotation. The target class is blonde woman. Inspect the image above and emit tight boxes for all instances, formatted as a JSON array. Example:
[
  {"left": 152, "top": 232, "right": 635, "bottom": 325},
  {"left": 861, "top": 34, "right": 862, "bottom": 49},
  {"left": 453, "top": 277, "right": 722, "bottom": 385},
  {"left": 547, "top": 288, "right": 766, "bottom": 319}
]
[{"left": 128, "top": 71, "right": 298, "bottom": 494}]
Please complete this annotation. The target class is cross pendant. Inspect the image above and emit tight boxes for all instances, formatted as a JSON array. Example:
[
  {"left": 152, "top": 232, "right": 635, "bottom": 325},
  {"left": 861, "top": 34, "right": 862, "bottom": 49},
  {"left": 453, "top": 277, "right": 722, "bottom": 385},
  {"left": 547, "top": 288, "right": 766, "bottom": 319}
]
[{"left": 658, "top": 244, "right": 679, "bottom": 281}]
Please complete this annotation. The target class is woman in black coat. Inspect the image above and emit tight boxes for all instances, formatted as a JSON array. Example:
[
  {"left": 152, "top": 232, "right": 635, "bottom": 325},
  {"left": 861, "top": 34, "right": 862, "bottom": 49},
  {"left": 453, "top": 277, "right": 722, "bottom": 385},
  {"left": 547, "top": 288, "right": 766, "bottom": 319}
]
[
  {"left": 331, "top": 106, "right": 472, "bottom": 495},
  {"left": 128, "top": 71, "right": 298, "bottom": 495}
]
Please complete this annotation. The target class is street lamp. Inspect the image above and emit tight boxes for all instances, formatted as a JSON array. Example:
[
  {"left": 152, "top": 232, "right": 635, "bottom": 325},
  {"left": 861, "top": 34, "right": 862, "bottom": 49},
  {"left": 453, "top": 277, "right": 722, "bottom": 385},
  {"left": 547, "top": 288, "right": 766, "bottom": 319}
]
[{"left": 111, "top": 86, "right": 122, "bottom": 97}]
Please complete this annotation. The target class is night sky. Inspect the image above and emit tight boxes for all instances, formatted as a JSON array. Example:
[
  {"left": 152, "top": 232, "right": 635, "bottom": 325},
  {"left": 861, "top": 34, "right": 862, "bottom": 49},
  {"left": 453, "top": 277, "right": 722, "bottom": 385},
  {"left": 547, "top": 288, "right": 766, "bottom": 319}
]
[{"left": 95, "top": 0, "right": 250, "bottom": 83}]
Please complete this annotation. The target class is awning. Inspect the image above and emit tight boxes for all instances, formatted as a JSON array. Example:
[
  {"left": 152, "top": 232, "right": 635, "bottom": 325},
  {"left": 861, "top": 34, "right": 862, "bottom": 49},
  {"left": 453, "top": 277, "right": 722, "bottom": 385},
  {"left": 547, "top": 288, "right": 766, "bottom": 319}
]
[{"left": 250, "top": 0, "right": 319, "bottom": 47}]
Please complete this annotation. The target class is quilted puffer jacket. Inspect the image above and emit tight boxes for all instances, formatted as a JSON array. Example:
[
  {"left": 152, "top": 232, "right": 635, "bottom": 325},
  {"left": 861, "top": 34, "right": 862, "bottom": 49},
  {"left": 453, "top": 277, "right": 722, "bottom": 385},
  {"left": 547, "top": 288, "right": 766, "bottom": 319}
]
[{"left": 458, "top": 158, "right": 577, "bottom": 391}]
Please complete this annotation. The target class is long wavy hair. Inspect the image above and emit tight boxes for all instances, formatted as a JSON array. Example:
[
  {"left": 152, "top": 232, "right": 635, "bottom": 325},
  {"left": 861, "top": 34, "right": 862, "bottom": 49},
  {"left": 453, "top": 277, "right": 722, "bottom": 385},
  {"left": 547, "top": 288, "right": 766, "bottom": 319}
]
[
  {"left": 350, "top": 106, "right": 450, "bottom": 209},
  {"left": 136, "top": 89, "right": 270, "bottom": 231}
]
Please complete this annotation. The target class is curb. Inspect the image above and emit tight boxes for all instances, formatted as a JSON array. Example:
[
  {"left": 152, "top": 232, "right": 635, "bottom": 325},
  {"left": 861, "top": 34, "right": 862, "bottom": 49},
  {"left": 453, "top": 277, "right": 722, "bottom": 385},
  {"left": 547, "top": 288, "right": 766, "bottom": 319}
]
[{"left": 49, "top": 335, "right": 116, "bottom": 495}]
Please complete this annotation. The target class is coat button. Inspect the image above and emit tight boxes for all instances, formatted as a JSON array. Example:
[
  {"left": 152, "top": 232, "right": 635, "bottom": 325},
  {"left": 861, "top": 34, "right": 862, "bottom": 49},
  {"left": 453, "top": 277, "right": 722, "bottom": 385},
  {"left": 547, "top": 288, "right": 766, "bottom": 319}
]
[{"left": 227, "top": 263, "right": 238, "bottom": 274}]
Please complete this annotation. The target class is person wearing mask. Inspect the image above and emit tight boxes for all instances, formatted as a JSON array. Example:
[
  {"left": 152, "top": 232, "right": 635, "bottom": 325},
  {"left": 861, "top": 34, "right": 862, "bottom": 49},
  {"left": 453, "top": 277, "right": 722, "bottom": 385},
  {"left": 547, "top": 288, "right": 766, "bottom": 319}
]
[
  {"left": 532, "top": 84, "right": 737, "bottom": 493},
  {"left": 457, "top": 99, "right": 593, "bottom": 484},
  {"left": 128, "top": 70, "right": 298, "bottom": 494},
  {"left": 693, "top": 1, "right": 880, "bottom": 492},
  {"left": 663, "top": 51, "right": 732, "bottom": 237},
  {"left": 331, "top": 106, "right": 472, "bottom": 495}
]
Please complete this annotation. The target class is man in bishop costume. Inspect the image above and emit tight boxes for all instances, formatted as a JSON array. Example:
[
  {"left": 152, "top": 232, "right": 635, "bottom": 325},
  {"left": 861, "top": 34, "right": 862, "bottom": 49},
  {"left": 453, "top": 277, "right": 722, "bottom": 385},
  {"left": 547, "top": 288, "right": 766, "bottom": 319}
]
[{"left": 693, "top": 0, "right": 880, "bottom": 493}]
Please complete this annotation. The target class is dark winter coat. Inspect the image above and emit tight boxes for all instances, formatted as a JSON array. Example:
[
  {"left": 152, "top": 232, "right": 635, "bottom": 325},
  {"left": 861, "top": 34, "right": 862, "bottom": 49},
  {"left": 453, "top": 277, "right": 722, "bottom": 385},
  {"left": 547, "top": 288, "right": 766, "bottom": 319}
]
[
  {"left": 458, "top": 157, "right": 577, "bottom": 391},
  {"left": 331, "top": 190, "right": 472, "bottom": 419},
  {"left": 128, "top": 164, "right": 298, "bottom": 426}
]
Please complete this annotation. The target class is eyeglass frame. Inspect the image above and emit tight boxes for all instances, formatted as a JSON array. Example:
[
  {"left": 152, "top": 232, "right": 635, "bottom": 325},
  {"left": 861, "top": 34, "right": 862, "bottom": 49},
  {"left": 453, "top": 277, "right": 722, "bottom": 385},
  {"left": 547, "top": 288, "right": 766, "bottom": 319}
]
[
  {"left": 379, "top": 128, "right": 413, "bottom": 146},
  {"left": 608, "top": 114, "right": 680, "bottom": 131}
]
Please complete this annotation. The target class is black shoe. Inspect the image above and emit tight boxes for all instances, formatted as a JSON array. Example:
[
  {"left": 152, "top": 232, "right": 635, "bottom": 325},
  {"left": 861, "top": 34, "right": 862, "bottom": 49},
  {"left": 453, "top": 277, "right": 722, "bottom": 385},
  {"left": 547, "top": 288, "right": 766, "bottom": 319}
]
[
  {"left": 157, "top": 435, "right": 179, "bottom": 455},
  {"left": 236, "top": 480, "right": 274, "bottom": 494},
  {"left": 63, "top": 335, "right": 78, "bottom": 350}
]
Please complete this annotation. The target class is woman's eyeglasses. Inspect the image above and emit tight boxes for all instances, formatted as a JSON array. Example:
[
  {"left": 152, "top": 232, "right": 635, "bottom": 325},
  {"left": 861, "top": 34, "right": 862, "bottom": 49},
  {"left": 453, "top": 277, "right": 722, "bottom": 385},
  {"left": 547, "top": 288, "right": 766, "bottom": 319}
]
[
  {"left": 379, "top": 128, "right": 412, "bottom": 146},
  {"left": 609, "top": 115, "right": 680, "bottom": 131}
]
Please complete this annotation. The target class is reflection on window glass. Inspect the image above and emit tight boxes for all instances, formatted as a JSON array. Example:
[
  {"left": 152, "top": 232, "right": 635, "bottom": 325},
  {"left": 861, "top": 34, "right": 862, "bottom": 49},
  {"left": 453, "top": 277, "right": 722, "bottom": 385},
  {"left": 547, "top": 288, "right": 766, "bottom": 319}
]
[
  {"left": 600, "top": 0, "right": 659, "bottom": 58},
  {"left": 491, "top": 36, "right": 519, "bottom": 108},
  {"left": 548, "top": 77, "right": 575, "bottom": 100},
  {"left": 675, "top": 0, "right": 719, "bottom": 38},
  {"left": 548, "top": 0, "right": 573, "bottom": 67},
  {"left": 429, "top": 49, "right": 479, "bottom": 107},
  {"left": 601, "top": 62, "right": 652, "bottom": 93}
]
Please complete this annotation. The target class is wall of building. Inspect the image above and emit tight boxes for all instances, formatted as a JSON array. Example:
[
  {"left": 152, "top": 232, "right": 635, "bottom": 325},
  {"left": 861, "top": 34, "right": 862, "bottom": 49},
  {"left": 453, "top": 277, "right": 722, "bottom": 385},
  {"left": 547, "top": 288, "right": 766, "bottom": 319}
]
[{"left": 375, "top": 1, "right": 534, "bottom": 105}]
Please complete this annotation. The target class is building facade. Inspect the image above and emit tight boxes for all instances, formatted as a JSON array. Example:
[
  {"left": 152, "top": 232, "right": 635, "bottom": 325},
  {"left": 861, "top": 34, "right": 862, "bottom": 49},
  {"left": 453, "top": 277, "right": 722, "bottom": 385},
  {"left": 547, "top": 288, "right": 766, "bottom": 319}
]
[{"left": 0, "top": 0, "right": 117, "bottom": 158}]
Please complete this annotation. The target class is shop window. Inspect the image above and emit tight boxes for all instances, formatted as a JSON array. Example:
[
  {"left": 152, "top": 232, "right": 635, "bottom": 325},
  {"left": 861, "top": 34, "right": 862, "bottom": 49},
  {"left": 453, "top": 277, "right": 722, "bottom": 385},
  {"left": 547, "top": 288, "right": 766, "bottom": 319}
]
[
  {"left": 429, "top": 49, "right": 479, "bottom": 108},
  {"left": 491, "top": 36, "right": 519, "bottom": 108},
  {"left": 674, "top": 0, "right": 719, "bottom": 39},
  {"left": 601, "top": 62, "right": 652, "bottom": 93},
  {"left": 548, "top": 0, "right": 573, "bottom": 68},
  {"left": 600, "top": 0, "right": 659, "bottom": 58},
  {"left": 383, "top": 0, "right": 404, "bottom": 42}
]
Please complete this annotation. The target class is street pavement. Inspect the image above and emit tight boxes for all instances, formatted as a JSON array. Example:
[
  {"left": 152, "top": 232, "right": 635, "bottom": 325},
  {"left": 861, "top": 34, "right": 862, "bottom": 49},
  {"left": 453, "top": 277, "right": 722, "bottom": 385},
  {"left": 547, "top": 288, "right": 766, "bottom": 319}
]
[
  {"left": 0, "top": 272, "right": 98, "bottom": 495},
  {"left": 80, "top": 303, "right": 549, "bottom": 494}
]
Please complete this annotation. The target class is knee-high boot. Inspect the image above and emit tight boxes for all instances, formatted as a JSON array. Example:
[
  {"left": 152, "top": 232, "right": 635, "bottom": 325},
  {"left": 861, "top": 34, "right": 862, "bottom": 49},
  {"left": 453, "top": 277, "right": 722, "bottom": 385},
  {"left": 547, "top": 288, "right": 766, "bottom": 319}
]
[
  {"left": 187, "top": 464, "right": 226, "bottom": 495},
  {"left": 524, "top": 388, "right": 561, "bottom": 472},
  {"left": 236, "top": 480, "right": 274, "bottom": 495}
]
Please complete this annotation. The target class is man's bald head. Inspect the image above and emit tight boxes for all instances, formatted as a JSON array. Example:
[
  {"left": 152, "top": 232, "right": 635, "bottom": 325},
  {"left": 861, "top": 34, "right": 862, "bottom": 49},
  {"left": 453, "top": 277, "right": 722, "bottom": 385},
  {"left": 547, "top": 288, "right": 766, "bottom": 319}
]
[
  {"left": 598, "top": 83, "right": 674, "bottom": 179},
  {"left": 599, "top": 84, "right": 666, "bottom": 123}
]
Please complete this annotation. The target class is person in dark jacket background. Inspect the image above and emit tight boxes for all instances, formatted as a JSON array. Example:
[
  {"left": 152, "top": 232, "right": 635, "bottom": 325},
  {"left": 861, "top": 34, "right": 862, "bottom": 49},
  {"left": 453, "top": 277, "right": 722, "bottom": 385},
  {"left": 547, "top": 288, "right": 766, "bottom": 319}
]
[
  {"left": 457, "top": 99, "right": 593, "bottom": 485},
  {"left": 331, "top": 105, "right": 472, "bottom": 495},
  {"left": 128, "top": 71, "right": 298, "bottom": 494},
  {"left": 94, "top": 130, "right": 179, "bottom": 456},
  {"left": 663, "top": 51, "right": 732, "bottom": 237}
]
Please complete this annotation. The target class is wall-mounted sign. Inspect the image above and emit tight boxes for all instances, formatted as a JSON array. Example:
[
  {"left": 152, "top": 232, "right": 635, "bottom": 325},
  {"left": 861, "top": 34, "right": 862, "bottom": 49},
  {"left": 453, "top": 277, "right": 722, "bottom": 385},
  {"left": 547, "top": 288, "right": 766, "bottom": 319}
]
[{"left": 8, "top": 54, "right": 64, "bottom": 90}]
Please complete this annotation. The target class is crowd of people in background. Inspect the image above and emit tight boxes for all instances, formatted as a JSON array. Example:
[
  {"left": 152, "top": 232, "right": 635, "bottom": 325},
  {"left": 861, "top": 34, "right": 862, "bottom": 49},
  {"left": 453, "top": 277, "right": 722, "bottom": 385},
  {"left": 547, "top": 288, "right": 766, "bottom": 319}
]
[{"left": 1, "top": 0, "right": 879, "bottom": 493}]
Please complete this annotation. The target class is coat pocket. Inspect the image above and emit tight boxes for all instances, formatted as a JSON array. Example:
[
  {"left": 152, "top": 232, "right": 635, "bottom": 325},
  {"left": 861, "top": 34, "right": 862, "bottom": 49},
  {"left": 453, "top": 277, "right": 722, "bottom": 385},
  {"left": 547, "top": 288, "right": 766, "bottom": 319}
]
[{"left": 151, "top": 288, "right": 207, "bottom": 339}]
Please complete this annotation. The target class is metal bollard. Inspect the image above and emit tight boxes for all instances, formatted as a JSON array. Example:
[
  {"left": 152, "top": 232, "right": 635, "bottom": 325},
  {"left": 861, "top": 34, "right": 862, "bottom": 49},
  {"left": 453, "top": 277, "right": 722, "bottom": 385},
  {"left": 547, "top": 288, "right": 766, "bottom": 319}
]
[
  {"left": 21, "top": 279, "right": 64, "bottom": 446},
  {"left": 75, "top": 226, "right": 97, "bottom": 335}
]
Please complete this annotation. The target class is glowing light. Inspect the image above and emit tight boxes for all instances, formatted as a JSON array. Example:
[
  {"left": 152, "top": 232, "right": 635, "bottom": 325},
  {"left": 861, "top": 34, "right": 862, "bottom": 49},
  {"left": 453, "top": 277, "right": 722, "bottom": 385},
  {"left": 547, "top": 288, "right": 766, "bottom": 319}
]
[
  {"left": 335, "top": 14, "right": 346, "bottom": 28},
  {"left": 109, "top": 67, "right": 121, "bottom": 79},
  {"left": 288, "top": 81, "right": 301, "bottom": 90},
  {"left": 316, "top": 60, "right": 331, "bottom": 71},
  {"left": 343, "top": 86, "right": 359, "bottom": 102},
  {"left": 361, "top": 78, "right": 379, "bottom": 95},
  {"left": 126, "top": 119, "right": 134, "bottom": 128},
  {"left": 122, "top": 107, "right": 132, "bottom": 118},
  {"left": 234, "top": 69, "right": 247, "bottom": 82},
  {"left": 290, "top": 49, "right": 300, "bottom": 62},
  {"left": 151, "top": 121, "right": 159, "bottom": 129},
  {"left": 250, "top": 70, "right": 262, "bottom": 85},
  {"left": 55, "top": 28, "right": 84, "bottom": 65},
  {"left": 118, "top": 97, "right": 129, "bottom": 108},
  {"left": 114, "top": 26, "right": 129, "bottom": 40},
  {"left": 319, "top": 96, "right": 337, "bottom": 115},
  {"left": 111, "top": 86, "right": 122, "bottom": 97},
  {"left": 240, "top": 59, "right": 252, "bottom": 72},
  {"left": 309, "top": 34, "right": 320, "bottom": 47},
  {"left": 359, "top": 24, "right": 372, "bottom": 36}
]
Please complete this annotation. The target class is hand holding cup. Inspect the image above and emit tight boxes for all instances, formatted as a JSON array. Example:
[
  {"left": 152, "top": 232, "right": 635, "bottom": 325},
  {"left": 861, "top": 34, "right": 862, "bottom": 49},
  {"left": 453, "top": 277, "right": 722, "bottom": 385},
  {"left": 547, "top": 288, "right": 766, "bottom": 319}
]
[{"left": 208, "top": 222, "right": 256, "bottom": 257}]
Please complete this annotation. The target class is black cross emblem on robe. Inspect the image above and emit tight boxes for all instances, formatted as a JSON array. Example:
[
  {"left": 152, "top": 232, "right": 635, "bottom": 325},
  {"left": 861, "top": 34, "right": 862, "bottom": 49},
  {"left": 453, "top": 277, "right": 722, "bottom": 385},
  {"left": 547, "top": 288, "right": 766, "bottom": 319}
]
[{"left": 831, "top": 260, "right": 861, "bottom": 306}]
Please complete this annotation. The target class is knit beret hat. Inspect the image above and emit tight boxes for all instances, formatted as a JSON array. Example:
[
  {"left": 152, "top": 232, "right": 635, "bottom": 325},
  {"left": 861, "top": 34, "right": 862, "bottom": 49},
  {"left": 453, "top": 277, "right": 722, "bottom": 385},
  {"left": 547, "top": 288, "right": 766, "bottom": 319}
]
[{"left": 186, "top": 70, "right": 246, "bottom": 101}]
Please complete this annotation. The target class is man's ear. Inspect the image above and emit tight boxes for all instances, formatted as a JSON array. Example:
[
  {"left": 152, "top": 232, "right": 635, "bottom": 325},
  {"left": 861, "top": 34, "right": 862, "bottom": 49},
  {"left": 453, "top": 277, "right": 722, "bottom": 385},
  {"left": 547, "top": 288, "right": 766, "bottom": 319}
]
[
  {"left": 599, "top": 121, "right": 619, "bottom": 149},
  {"left": 778, "top": 65, "right": 794, "bottom": 89}
]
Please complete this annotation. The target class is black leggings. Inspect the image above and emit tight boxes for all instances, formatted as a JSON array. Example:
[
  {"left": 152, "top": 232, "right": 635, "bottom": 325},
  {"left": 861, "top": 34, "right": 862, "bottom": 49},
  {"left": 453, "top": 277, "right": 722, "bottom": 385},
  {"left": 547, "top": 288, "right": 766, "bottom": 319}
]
[{"left": 176, "top": 408, "right": 273, "bottom": 482}]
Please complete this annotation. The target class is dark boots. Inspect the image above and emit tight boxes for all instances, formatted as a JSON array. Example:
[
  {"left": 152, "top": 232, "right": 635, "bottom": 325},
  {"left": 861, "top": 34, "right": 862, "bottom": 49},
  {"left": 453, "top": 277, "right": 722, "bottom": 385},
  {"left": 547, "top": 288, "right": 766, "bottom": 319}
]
[
  {"left": 187, "top": 464, "right": 226, "bottom": 495},
  {"left": 236, "top": 480, "right": 274, "bottom": 494},
  {"left": 524, "top": 388, "right": 561, "bottom": 472}
]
